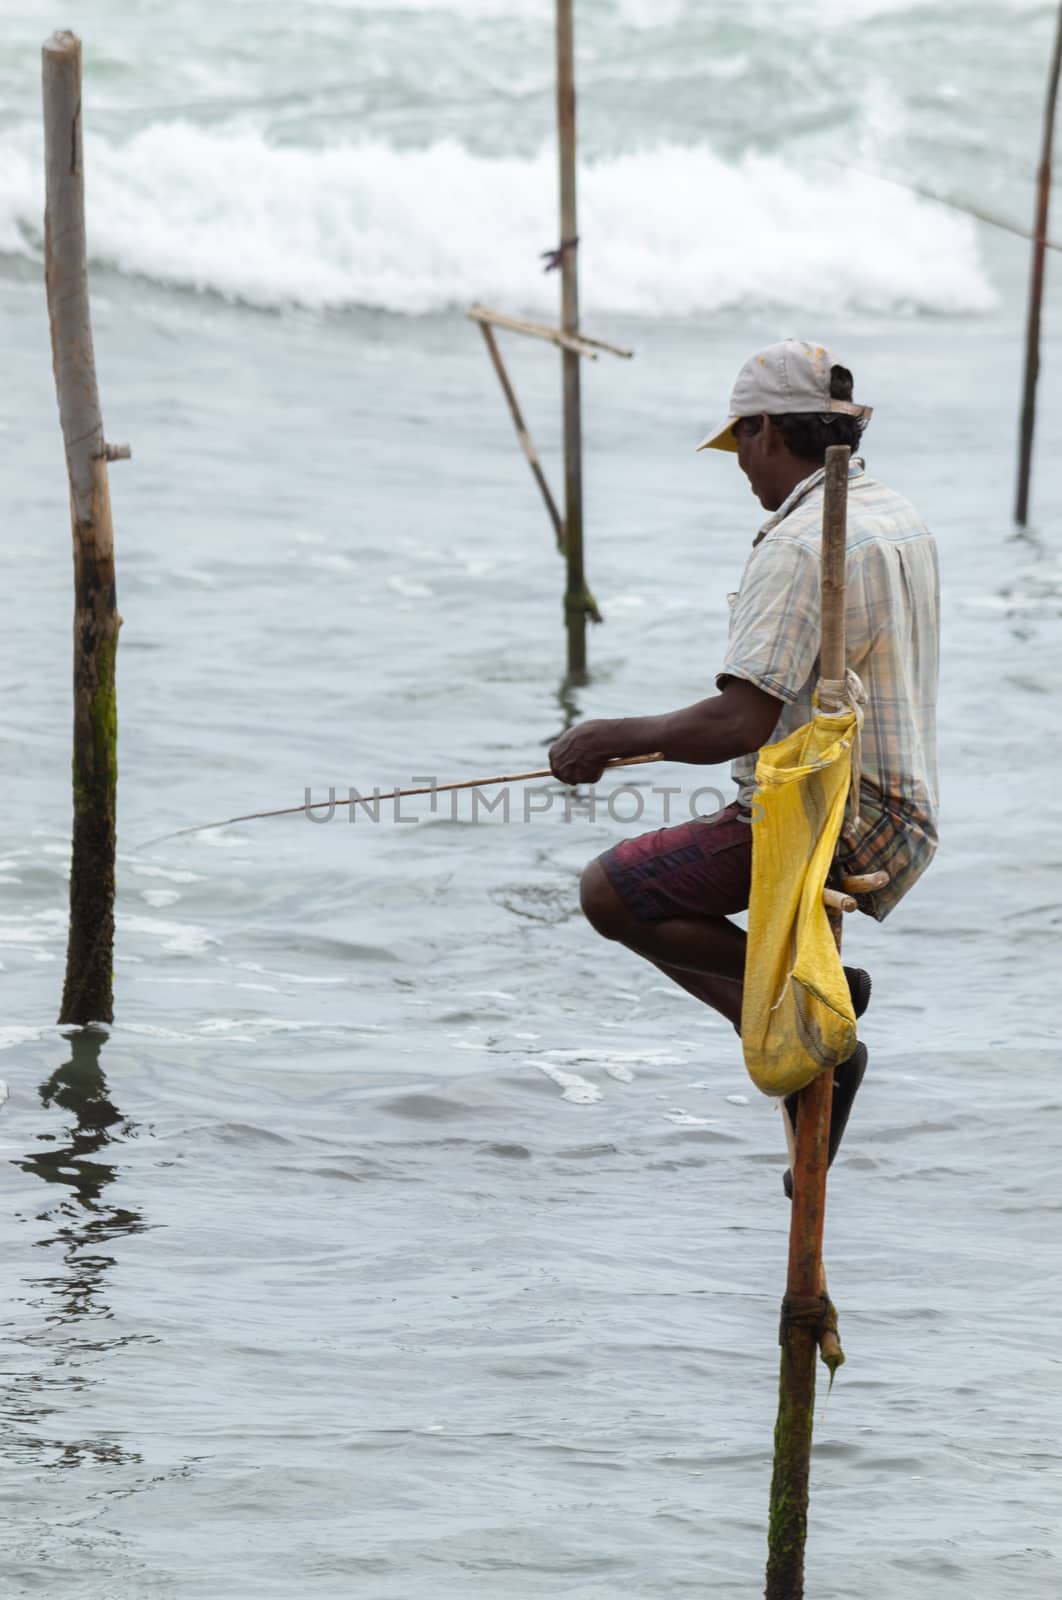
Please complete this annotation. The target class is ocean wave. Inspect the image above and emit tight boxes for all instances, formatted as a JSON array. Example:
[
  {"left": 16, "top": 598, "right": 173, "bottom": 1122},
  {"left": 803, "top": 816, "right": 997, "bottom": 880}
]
[{"left": 0, "top": 124, "right": 995, "bottom": 316}]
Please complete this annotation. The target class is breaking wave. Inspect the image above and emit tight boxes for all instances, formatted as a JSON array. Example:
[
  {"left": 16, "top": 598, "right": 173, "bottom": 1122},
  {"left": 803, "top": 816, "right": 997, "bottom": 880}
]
[{"left": 0, "top": 124, "right": 995, "bottom": 317}]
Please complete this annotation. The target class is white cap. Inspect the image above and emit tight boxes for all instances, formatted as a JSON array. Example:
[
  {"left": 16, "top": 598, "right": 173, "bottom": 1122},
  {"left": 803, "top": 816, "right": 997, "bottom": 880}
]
[{"left": 696, "top": 338, "right": 873, "bottom": 453}]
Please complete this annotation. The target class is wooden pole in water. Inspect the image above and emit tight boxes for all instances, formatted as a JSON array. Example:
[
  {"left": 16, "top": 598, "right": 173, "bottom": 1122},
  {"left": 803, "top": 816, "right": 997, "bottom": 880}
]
[
  {"left": 1015, "top": 0, "right": 1062, "bottom": 527},
  {"left": 555, "top": 0, "right": 588, "bottom": 684},
  {"left": 43, "top": 31, "right": 125, "bottom": 1026},
  {"left": 765, "top": 445, "right": 850, "bottom": 1600}
]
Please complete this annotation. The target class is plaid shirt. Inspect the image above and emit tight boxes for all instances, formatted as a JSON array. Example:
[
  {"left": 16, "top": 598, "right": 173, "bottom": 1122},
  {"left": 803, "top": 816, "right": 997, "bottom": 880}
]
[{"left": 718, "top": 459, "right": 939, "bottom": 920}]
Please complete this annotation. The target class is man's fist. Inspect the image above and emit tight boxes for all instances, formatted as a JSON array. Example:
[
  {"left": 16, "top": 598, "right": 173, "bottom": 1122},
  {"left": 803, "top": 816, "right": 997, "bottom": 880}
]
[{"left": 548, "top": 719, "right": 615, "bottom": 786}]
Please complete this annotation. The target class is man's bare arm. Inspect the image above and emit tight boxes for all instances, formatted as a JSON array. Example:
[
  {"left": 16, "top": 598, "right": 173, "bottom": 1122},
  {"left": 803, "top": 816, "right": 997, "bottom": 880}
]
[{"left": 548, "top": 677, "right": 783, "bottom": 785}]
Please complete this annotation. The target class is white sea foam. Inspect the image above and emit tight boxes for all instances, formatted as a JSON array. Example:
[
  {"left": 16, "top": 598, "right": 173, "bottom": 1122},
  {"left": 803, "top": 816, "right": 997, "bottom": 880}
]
[
  {"left": 117, "top": 913, "right": 220, "bottom": 956},
  {"left": 663, "top": 1108, "right": 715, "bottom": 1127},
  {"left": 141, "top": 889, "right": 181, "bottom": 909},
  {"left": 0, "top": 909, "right": 66, "bottom": 948},
  {"left": 530, "top": 1059, "right": 603, "bottom": 1104},
  {"left": 0, "top": 127, "right": 994, "bottom": 317},
  {"left": 111, "top": 1022, "right": 199, "bottom": 1042},
  {"left": 0, "top": 1025, "right": 47, "bottom": 1051},
  {"left": 126, "top": 862, "right": 204, "bottom": 884},
  {"left": 542, "top": 1046, "right": 684, "bottom": 1070},
  {"left": 230, "top": 960, "right": 345, "bottom": 986}
]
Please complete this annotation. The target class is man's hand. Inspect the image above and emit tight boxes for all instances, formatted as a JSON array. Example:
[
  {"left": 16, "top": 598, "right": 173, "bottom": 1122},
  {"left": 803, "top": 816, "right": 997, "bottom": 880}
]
[
  {"left": 548, "top": 719, "right": 617, "bottom": 786},
  {"left": 547, "top": 681, "right": 782, "bottom": 785}
]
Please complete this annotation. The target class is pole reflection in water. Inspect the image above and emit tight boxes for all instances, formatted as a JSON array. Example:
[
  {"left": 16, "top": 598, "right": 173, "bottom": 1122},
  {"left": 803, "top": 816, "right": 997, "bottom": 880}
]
[{"left": 11, "top": 1029, "right": 148, "bottom": 1469}]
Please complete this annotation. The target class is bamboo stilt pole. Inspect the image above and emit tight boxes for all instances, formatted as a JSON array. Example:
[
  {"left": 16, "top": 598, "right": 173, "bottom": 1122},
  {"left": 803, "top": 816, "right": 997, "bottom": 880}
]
[
  {"left": 765, "top": 445, "right": 851, "bottom": 1600},
  {"left": 43, "top": 32, "right": 124, "bottom": 1026},
  {"left": 477, "top": 323, "right": 566, "bottom": 551},
  {"left": 555, "top": 0, "right": 589, "bottom": 685},
  {"left": 1015, "top": 0, "right": 1062, "bottom": 527}
]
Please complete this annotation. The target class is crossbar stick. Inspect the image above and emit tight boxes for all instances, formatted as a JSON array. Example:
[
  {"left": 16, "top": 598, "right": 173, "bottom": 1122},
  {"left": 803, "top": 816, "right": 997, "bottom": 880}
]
[
  {"left": 477, "top": 322, "right": 565, "bottom": 551},
  {"left": 466, "top": 303, "right": 632, "bottom": 360}
]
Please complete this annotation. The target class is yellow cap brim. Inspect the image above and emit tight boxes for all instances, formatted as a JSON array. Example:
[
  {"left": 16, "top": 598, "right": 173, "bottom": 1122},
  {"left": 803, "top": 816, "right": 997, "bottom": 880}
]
[{"left": 696, "top": 418, "right": 739, "bottom": 453}]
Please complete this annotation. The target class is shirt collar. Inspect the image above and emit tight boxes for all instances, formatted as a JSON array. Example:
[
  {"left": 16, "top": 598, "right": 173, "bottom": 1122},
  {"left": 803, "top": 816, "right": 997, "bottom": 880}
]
[{"left": 754, "top": 456, "right": 866, "bottom": 545}]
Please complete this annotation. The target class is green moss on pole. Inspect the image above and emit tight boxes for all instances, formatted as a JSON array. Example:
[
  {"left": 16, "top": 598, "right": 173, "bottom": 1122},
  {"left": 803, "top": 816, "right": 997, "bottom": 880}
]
[
  {"left": 62, "top": 535, "right": 120, "bottom": 1024},
  {"left": 556, "top": 0, "right": 590, "bottom": 686},
  {"left": 43, "top": 33, "right": 125, "bottom": 1027},
  {"left": 766, "top": 1321, "right": 818, "bottom": 1596}
]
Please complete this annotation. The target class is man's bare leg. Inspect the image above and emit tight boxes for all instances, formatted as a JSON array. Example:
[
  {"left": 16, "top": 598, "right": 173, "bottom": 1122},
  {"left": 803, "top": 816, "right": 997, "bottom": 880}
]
[
  {"left": 580, "top": 859, "right": 747, "bottom": 1027},
  {"left": 649, "top": 964, "right": 744, "bottom": 1030},
  {"left": 580, "top": 860, "right": 870, "bottom": 1190}
]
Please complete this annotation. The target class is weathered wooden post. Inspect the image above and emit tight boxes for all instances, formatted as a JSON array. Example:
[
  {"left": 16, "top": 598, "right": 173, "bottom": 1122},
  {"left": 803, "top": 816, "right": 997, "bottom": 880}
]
[
  {"left": 42, "top": 31, "right": 126, "bottom": 1026},
  {"left": 765, "top": 445, "right": 850, "bottom": 1599},
  {"left": 467, "top": 10, "right": 629, "bottom": 677},
  {"left": 1015, "top": 0, "right": 1062, "bottom": 527},
  {"left": 555, "top": 0, "right": 589, "bottom": 685}
]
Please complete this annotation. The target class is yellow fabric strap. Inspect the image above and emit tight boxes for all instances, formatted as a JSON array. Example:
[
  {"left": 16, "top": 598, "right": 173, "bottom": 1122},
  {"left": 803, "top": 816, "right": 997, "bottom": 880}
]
[{"left": 815, "top": 668, "right": 866, "bottom": 829}]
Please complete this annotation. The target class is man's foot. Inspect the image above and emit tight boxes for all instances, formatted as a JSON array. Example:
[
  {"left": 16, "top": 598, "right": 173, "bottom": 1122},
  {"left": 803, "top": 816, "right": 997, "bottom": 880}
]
[
  {"left": 845, "top": 966, "right": 872, "bottom": 1019},
  {"left": 732, "top": 966, "right": 871, "bottom": 1039},
  {"left": 782, "top": 1041, "right": 868, "bottom": 1199}
]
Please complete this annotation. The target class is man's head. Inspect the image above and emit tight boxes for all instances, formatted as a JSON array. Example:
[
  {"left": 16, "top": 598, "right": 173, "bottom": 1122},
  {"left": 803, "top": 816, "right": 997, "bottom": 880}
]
[{"left": 697, "top": 339, "right": 873, "bottom": 512}]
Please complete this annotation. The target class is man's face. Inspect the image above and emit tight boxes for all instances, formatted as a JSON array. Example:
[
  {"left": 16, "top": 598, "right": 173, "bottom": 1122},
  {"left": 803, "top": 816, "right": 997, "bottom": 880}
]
[{"left": 733, "top": 415, "right": 781, "bottom": 511}]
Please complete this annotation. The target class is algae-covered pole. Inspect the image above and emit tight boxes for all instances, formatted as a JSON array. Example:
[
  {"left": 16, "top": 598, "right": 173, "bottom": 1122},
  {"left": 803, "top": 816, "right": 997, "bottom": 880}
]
[
  {"left": 765, "top": 445, "right": 851, "bottom": 1600},
  {"left": 1015, "top": 0, "right": 1062, "bottom": 527},
  {"left": 43, "top": 31, "right": 125, "bottom": 1025},
  {"left": 555, "top": 0, "right": 589, "bottom": 684}
]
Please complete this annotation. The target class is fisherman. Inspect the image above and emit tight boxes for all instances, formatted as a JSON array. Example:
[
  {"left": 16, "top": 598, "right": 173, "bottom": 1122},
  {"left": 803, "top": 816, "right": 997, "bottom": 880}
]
[{"left": 549, "top": 338, "right": 939, "bottom": 1174}]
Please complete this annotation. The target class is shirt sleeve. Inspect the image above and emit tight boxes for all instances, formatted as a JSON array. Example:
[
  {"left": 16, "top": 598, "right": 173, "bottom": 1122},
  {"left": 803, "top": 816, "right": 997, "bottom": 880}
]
[{"left": 716, "top": 536, "right": 821, "bottom": 704}]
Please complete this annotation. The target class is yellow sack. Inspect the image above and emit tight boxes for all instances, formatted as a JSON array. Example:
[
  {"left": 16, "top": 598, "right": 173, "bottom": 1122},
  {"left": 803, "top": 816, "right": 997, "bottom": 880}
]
[{"left": 741, "top": 707, "right": 858, "bottom": 1098}]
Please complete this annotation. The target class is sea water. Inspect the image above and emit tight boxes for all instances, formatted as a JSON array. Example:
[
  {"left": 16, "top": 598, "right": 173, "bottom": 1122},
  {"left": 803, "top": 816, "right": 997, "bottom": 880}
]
[{"left": 1, "top": 2, "right": 1061, "bottom": 1595}]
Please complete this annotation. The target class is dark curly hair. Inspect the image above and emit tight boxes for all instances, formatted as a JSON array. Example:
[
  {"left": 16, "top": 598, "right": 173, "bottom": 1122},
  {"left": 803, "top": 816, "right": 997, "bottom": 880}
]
[{"left": 739, "top": 365, "right": 868, "bottom": 463}]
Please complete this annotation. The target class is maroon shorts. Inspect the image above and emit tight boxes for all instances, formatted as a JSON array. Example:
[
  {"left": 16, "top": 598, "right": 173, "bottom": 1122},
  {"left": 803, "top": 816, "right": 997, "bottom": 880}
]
[{"left": 598, "top": 802, "right": 753, "bottom": 923}]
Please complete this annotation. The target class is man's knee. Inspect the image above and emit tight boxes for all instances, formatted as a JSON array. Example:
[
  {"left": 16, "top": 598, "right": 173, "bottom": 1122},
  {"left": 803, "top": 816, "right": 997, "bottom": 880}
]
[{"left": 579, "top": 860, "right": 628, "bottom": 940}]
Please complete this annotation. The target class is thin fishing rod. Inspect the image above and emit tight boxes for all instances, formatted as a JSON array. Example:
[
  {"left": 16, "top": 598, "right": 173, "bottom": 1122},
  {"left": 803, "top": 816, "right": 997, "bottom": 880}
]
[{"left": 142, "top": 752, "right": 665, "bottom": 849}]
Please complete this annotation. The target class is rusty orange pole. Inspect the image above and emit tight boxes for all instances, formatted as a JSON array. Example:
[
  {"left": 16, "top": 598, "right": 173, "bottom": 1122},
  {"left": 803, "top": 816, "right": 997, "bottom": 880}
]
[{"left": 765, "top": 445, "right": 850, "bottom": 1599}]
